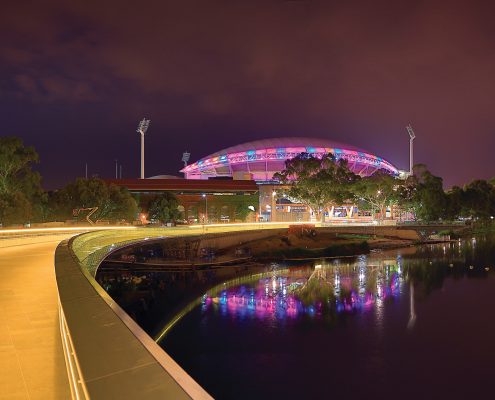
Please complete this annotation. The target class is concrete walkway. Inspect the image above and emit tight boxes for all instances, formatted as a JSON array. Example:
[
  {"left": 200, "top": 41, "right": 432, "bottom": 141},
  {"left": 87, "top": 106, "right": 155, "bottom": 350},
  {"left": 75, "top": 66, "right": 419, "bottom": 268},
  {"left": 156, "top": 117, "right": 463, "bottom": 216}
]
[{"left": 0, "top": 237, "right": 72, "bottom": 400}]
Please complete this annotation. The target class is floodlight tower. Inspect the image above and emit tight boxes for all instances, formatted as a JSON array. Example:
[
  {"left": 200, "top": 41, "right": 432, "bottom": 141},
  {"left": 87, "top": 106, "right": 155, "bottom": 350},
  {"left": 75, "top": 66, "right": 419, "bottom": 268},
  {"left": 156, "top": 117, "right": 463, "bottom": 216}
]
[
  {"left": 406, "top": 124, "right": 416, "bottom": 175},
  {"left": 137, "top": 118, "right": 151, "bottom": 179},
  {"left": 182, "top": 151, "right": 191, "bottom": 167}
]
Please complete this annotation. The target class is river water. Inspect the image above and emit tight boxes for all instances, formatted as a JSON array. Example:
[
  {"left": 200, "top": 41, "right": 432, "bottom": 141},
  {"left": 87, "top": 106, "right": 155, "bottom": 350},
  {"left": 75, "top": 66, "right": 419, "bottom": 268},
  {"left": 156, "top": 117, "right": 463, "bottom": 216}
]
[{"left": 158, "top": 236, "right": 495, "bottom": 399}]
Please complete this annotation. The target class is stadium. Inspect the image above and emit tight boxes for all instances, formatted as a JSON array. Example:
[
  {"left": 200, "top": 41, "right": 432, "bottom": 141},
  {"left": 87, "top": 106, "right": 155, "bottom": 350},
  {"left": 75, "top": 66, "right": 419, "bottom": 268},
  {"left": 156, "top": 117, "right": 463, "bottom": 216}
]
[
  {"left": 111, "top": 137, "right": 404, "bottom": 223},
  {"left": 181, "top": 137, "right": 400, "bottom": 182}
]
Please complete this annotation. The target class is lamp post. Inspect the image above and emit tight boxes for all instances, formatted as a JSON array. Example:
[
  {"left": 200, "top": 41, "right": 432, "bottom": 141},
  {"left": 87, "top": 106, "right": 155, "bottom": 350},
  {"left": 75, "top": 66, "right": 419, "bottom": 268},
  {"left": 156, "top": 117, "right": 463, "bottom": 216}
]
[
  {"left": 137, "top": 118, "right": 151, "bottom": 179},
  {"left": 271, "top": 189, "right": 276, "bottom": 222},
  {"left": 406, "top": 124, "right": 415, "bottom": 176},
  {"left": 202, "top": 193, "right": 208, "bottom": 224},
  {"left": 375, "top": 189, "right": 382, "bottom": 235}
]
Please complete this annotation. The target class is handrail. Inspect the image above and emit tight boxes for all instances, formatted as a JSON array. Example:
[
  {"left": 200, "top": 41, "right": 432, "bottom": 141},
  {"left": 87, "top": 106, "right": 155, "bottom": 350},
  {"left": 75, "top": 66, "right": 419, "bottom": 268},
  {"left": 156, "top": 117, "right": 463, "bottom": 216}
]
[
  {"left": 55, "top": 230, "right": 213, "bottom": 399},
  {"left": 58, "top": 298, "right": 90, "bottom": 400}
]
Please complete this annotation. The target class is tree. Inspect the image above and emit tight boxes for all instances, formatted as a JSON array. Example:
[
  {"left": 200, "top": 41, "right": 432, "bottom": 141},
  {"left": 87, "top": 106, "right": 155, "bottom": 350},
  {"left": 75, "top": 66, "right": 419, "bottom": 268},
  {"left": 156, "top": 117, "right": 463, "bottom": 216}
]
[
  {"left": 0, "top": 192, "right": 32, "bottom": 225},
  {"left": 444, "top": 186, "right": 464, "bottom": 220},
  {"left": 204, "top": 194, "right": 258, "bottom": 222},
  {"left": 50, "top": 178, "right": 138, "bottom": 222},
  {"left": 147, "top": 193, "right": 180, "bottom": 224},
  {"left": 273, "top": 153, "right": 358, "bottom": 221},
  {"left": 461, "top": 179, "right": 495, "bottom": 220},
  {"left": 234, "top": 199, "right": 253, "bottom": 222},
  {"left": 400, "top": 164, "right": 447, "bottom": 221},
  {"left": 353, "top": 170, "right": 401, "bottom": 220},
  {"left": 0, "top": 137, "right": 43, "bottom": 225},
  {"left": 0, "top": 137, "right": 40, "bottom": 195}
]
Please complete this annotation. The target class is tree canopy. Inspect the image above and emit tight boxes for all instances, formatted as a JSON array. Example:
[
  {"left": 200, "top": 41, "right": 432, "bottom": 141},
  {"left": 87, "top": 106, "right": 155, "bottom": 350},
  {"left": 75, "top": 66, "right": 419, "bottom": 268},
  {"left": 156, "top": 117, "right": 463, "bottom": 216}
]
[
  {"left": 397, "top": 164, "right": 447, "bottom": 222},
  {"left": 147, "top": 193, "right": 180, "bottom": 223},
  {"left": 274, "top": 153, "right": 358, "bottom": 221},
  {"left": 49, "top": 178, "right": 138, "bottom": 222},
  {"left": 461, "top": 179, "right": 495, "bottom": 220},
  {"left": 0, "top": 137, "right": 43, "bottom": 224},
  {"left": 353, "top": 170, "right": 400, "bottom": 219}
]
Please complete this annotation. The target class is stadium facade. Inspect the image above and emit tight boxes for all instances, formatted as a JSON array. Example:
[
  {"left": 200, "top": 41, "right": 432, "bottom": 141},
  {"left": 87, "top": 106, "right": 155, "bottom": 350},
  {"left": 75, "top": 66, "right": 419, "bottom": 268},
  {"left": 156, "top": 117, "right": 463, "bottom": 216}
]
[{"left": 181, "top": 137, "right": 400, "bottom": 182}]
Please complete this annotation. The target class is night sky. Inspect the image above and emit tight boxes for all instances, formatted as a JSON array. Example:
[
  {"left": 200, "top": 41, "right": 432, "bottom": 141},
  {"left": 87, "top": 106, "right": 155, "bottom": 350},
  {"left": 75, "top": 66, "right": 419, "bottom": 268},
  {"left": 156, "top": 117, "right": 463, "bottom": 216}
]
[{"left": 2, "top": 0, "right": 494, "bottom": 189}]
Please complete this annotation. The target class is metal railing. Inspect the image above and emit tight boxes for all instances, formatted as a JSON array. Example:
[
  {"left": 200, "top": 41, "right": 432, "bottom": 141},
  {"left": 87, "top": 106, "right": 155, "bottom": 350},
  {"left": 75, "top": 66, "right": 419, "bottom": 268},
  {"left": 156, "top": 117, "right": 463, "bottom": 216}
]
[
  {"left": 57, "top": 228, "right": 218, "bottom": 399},
  {"left": 58, "top": 298, "right": 90, "bottom": 400}
]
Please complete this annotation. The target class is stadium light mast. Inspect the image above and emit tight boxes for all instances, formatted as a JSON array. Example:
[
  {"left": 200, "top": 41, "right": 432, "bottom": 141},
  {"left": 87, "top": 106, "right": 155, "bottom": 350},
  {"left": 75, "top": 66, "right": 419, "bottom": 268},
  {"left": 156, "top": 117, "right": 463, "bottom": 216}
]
[
  {"left": 406, "top": 124, "right": 416, "bottom": 175},
  {"left": 182, "top": 151, "right": 191, "bottom": 167},
  {"left": 137, "top": 118, "right": 151, "bottom": 179}
]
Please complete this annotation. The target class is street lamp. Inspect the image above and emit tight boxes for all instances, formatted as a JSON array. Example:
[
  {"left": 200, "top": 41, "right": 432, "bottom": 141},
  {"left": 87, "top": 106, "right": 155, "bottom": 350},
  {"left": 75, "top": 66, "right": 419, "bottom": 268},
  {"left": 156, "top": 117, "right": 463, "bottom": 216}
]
[
  {"left": 202, "top": 193, "right": 208, "bottom": 224},
  {"left": 271, "top": 190, "right": 277, "bottom": 222}
]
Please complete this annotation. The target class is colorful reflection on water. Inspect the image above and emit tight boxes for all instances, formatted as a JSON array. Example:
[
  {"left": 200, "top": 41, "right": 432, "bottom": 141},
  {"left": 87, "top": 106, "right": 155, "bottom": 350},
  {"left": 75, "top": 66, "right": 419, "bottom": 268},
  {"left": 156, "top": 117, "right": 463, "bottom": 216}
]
[
  {"left": 199, "top": 255, "right": 404, "bottom": 322},
  {"left": 158, "top": 237, "right": 495, "bottom": 400}
]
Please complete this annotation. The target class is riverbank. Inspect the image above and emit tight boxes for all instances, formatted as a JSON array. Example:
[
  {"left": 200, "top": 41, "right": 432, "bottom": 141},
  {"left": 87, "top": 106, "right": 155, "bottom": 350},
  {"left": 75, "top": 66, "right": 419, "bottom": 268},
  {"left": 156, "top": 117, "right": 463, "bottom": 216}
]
[
  {"left": 238, "top": 231, "right": 419, "bottom": 261},
  {"left": 103, "top": 225, "right": 462, "bottom": 269}
]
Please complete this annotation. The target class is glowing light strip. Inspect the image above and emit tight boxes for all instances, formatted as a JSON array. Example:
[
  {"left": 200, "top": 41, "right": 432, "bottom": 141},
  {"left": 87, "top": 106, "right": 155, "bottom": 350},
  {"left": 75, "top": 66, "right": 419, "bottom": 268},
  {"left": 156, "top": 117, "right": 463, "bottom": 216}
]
[
  {"left": 0, "top": 226, "right": 137, "bottom": 235},
  {"left": 183, "top": 147, "right": 399, "bottom": 176},
  {"left": 186, "top": 221, "right": 320, "bottom": 228}
]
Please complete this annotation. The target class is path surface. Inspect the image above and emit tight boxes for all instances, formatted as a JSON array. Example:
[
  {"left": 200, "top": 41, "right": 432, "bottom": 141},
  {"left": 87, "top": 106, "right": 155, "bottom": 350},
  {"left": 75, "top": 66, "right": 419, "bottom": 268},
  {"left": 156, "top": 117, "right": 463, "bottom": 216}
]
[{"left": 0, "top": 237, "right": 73, "bottom": 400}]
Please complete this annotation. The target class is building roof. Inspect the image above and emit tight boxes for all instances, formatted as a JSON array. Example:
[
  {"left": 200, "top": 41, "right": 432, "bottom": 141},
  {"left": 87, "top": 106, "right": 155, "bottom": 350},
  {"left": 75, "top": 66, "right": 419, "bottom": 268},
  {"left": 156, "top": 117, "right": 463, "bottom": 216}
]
[
  {"left": 107, "top": 178, "right": 259, "bottom": 193},
  {"left": 205, "top": 137, "right": 367, "bottom": 158},
  {"left": 181, "top": 136, "right": 399, "bottom": 179},
  {"left": 148, "top": 174, "right": 182, "bottom": 179}
]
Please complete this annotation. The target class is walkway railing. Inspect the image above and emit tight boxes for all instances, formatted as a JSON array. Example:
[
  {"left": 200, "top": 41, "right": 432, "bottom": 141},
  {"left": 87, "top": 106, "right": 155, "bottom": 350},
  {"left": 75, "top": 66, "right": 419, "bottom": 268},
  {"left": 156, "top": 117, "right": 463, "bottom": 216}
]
[{"left": 55, "top": 228, "right": 214, "bottom": 399}]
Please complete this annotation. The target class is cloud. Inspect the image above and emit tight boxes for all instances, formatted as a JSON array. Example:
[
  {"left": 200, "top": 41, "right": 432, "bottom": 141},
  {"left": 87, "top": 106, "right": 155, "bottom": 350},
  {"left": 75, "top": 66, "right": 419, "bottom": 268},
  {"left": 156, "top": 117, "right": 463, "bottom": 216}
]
[
  {"left": 14, "top": 74, "right": 39, "bottom": 95},
  {"left": 198, "top": 93, "right": 237, "bottom": 115},
  {"left": 12, "top": 73, "right": 96, "bottom": 102},
  {"left": 2, "top": 0, "right": 495, "bottom": 187}
]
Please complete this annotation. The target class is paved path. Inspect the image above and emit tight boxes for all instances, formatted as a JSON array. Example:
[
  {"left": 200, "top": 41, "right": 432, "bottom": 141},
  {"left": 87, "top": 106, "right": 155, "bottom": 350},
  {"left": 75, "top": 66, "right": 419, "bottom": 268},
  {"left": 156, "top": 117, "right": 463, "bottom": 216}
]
[{"left": 0, "top": 237, "right": 73, "bottom": 400}]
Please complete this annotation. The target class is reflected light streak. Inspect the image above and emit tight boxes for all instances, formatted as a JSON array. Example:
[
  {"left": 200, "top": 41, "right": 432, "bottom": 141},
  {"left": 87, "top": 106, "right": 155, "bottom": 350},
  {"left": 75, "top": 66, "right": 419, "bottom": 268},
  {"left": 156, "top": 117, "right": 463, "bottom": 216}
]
[
  {"left": 0, "top": 226, "right": 137, "bottom": 234},
  {"left": 202, "top": 263, "right": 403, "bottom": 321}
]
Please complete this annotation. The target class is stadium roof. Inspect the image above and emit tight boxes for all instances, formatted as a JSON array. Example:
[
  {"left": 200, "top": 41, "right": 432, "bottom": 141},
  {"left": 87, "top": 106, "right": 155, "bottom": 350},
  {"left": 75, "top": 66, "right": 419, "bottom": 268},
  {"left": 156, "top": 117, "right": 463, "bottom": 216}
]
[
  {"left": 206, "top": 137, "right": 367, "bottom": 157},
  {"left": 181, "top": 136, "right": 399, "bottom": 181}
]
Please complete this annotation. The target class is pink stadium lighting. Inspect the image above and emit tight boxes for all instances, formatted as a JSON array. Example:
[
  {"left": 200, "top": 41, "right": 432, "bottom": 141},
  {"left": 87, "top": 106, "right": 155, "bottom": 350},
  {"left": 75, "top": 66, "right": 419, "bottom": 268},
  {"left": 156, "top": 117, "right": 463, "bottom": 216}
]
[{"left": 181, "top": 137, "right": 399, "bottom": 182}]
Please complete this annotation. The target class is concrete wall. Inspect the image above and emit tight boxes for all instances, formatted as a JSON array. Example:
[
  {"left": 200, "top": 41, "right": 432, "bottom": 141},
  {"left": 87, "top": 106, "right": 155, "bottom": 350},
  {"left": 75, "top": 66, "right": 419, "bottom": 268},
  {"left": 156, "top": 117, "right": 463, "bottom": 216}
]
[
  {"left": 197, "top": 228, "right": 287, "bottom": 252},
  {"left": 318, "top": 226, "right": 421, "bottom": 240}
]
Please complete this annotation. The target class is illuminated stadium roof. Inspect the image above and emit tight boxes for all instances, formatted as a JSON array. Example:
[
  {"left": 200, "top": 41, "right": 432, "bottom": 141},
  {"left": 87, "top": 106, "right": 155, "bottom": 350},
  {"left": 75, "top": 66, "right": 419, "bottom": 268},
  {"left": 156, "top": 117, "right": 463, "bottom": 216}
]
[{"left": 181, "top": 137, "right": 399, "bottom": 181}]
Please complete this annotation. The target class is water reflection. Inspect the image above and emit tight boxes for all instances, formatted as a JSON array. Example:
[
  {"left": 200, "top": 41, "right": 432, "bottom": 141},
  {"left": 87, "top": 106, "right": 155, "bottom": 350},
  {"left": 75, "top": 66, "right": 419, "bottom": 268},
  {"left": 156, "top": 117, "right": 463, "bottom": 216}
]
[
  {"left": 158, "top": 236, "right": 495, "bottom": 400},
  {"left": 97, "top": 236, "right": 495, "bottom": 347},
  {"left": 155, "top": 237, "right": 495, "bottom": 342},
  {"left": 197, "top": 255, "right": 405, "bottom": 324},
  {"left": 408, "top": 280, "right": 416, "bottom": 329}
]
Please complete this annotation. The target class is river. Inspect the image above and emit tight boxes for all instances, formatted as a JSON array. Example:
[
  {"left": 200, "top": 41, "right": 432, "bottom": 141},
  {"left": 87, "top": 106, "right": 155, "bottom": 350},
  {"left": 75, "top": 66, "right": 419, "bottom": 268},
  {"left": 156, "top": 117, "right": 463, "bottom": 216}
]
[{"left": 155, "top": 236, "right": 495, "bottom": 399}]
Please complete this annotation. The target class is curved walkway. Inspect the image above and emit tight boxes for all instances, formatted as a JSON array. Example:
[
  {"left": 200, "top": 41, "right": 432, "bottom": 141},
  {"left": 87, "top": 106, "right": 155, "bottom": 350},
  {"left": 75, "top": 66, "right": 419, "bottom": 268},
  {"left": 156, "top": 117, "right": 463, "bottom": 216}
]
[{"left": 0, "top": 237, "right": 72, "bottom": 400}]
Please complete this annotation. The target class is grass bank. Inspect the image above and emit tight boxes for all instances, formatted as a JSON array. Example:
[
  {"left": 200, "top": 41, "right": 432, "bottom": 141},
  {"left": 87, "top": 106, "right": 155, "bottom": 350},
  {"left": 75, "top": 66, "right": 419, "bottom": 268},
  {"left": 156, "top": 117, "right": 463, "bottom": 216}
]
[{"left": 256, "top": 240, "right": 370, "bottom": 260}]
